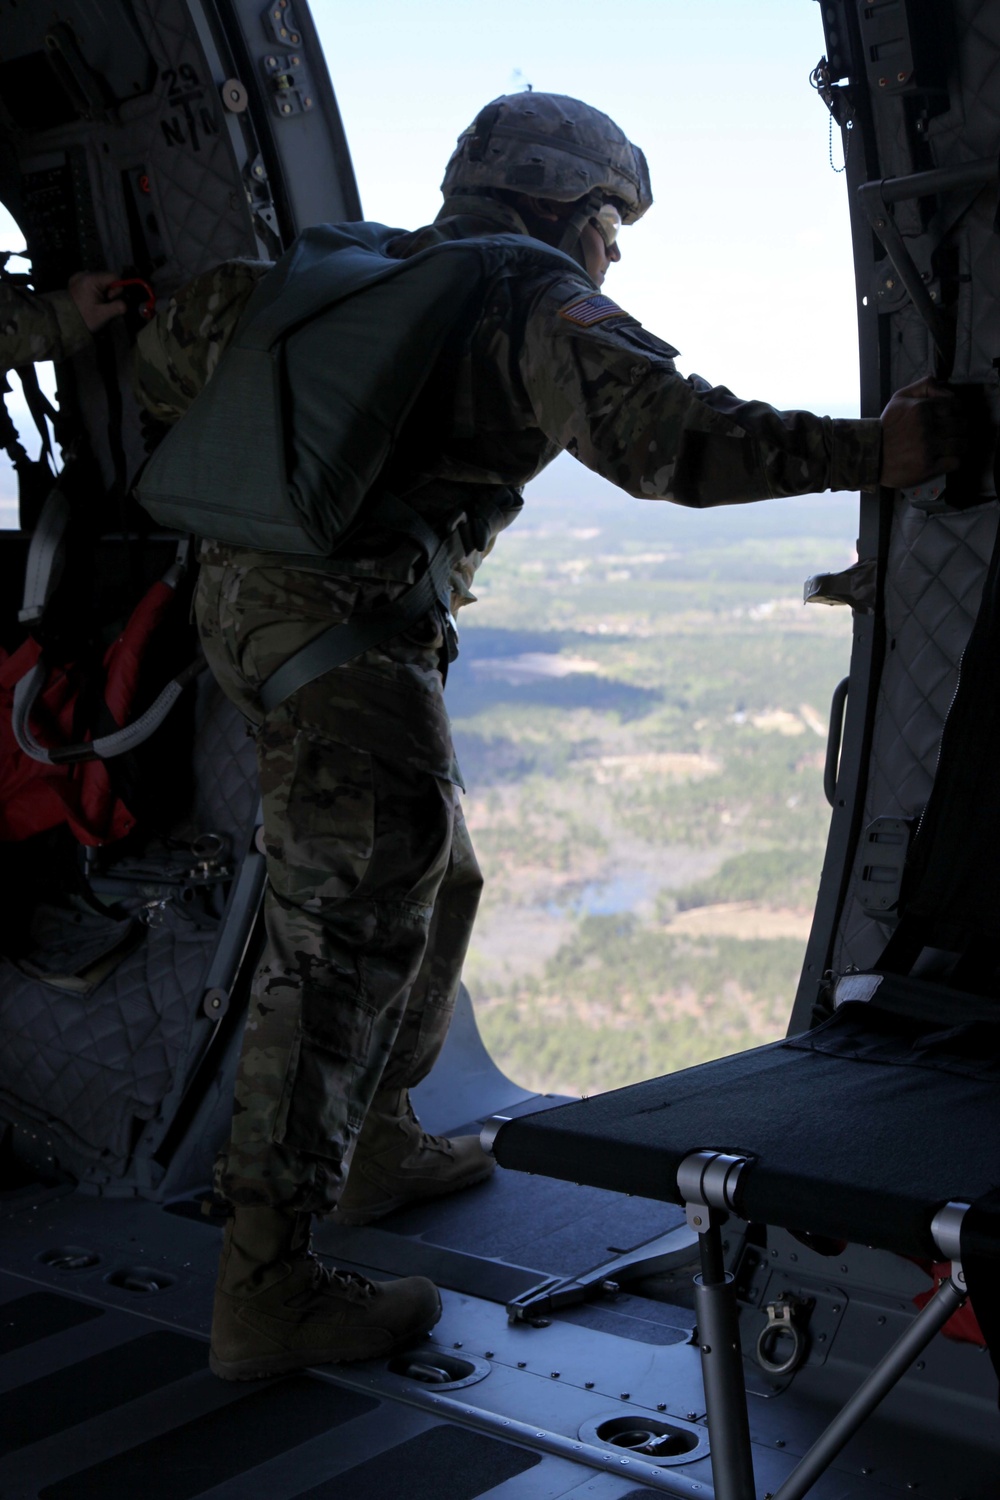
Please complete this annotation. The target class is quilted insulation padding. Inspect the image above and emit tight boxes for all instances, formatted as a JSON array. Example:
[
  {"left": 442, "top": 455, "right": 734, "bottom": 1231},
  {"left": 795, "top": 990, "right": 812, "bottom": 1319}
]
[
  {"left": 834, "top": 498, "right": 999, "bottom": 971},
  {"left": 925, "top": 0, "right": 1000, "bottom": 385},
  {"left": 872, "top": 0, "right": 1000, "bottom": 390},
  {"left": 833, "top": 0, "right": 1000, "bottom": 971},
  {"left": 930, "top": 0, "right": 1000, "bottom": 163},
  {"left": 71, "top": 0, "right": 262, "bottom": 492},
  {"left": 190, "top": 672, "right": 261, "bottom": 846},
  {"left": 88, "top": 0, "right": 258, "bottom": 288},
  {"left": 0, "top": 915, "right": 216, "bottom": 1169},
  {"left": 929, "top": 0, "right": 1000, "bottom": 387},
  {"left": 0, "top": 679, "right": 260, "bottom": 1179}
]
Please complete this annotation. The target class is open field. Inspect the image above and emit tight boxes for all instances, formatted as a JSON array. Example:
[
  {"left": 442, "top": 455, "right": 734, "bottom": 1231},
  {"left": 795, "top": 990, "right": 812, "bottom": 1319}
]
[{"left": 449, "top": 457, "right": 856, "bottom": 1096}]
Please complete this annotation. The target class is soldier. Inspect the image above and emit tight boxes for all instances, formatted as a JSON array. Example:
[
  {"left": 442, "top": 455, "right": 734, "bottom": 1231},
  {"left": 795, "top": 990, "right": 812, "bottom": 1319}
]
[
  {"left": 134, "top": 92, "right": 962, "bottom": 1382},
  {"left": 0, "top": 270, "right": 125, "bottom": 368}
]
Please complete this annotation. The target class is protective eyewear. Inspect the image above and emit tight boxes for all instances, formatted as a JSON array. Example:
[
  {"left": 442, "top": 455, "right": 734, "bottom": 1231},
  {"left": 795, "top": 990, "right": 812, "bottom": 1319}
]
[{"left": 589, "top": 203, "right": 622, "bottom": 251}]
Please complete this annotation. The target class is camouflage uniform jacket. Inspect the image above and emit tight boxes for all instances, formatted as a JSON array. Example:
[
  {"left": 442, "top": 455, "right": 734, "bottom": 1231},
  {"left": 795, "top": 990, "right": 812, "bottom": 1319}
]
[
  {"left": 0, "top": 284, "right": 92, "bottom": 370},
  {"left": 135, "top": 195, "right": 881, "bottom": 588}
]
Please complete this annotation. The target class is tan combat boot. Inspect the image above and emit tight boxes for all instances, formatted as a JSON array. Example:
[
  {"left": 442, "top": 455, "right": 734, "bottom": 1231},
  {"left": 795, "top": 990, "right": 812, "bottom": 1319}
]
[
  {"left": 209, "top": 1204, "right": 441, "bottom": 1380},
  {"left": 332, "top": 1088, "right": 495, "bottom": 1226}
]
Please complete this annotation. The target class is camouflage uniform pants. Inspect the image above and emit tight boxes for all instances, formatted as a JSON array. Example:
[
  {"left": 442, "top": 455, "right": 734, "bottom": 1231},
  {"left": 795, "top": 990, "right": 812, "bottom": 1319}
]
[{"left": 195, "top": 544, "right": 482, "bottom": 1214}]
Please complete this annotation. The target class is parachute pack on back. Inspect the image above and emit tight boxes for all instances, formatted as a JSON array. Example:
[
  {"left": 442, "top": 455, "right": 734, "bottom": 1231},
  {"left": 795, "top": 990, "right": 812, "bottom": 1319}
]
[{"left": 136, "top": 222, "right": 587, "bottom": 556}]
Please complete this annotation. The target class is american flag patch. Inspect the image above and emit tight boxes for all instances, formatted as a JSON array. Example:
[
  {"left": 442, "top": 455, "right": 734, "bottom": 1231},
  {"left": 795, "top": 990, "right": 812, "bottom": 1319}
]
[{"left": 558, "top": 294, "right": 628, "bottom": 327}]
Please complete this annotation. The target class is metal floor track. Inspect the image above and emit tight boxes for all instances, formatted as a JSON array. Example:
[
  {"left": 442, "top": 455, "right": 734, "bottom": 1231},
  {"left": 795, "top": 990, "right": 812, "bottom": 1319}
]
[
  {"left": 0, "top": 1178, "right": 705, "bottom": 1500},
  {"left": 2, "top": 1174, "right": 995, "bottom": 1498}
]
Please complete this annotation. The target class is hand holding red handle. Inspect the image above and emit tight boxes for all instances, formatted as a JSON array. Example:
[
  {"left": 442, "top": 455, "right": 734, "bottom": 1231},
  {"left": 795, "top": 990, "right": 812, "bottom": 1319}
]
[{"left": 107, "top": 277, "right": 156, "bottom": 321}]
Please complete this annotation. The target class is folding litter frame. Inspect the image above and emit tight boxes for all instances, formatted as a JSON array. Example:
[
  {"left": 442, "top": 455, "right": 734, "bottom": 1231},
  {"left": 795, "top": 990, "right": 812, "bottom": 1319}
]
[{"left": 485, "top": 971, "right": 1000, "bottom": 1499}]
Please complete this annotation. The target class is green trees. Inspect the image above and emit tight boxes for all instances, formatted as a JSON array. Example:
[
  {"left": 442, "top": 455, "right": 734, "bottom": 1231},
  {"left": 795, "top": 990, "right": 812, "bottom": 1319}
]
[{"left": 452, "top": 486, "right": 855, "bottom": 1097}]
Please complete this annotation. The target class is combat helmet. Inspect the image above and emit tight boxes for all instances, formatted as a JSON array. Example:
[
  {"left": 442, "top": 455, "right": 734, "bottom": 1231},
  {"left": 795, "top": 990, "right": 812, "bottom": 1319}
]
[{"left": 442, "top": 92, "right": 652, "bottom": 224}]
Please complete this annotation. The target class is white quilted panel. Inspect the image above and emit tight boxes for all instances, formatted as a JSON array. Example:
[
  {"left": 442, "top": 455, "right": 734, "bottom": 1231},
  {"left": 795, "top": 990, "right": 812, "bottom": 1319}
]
[
  {"left": 832, "top": 0, "right": 1000, "bottom": 972},
  {"left": 0, "top": 682, "right": 260, "bottom": 1175},
  {"left": 834, "top": 499, "right": 999, "bottom": 970},
  {"left": 0, "top": 918, "right": 215, "bottom": 1165},
  {"left": 117, "top": 0, "right": 258, "bottom": 281}
]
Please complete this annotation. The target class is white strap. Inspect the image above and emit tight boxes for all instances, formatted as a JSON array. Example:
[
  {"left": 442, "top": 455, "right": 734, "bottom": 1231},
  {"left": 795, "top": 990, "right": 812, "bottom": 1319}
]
[{"left": 18, "top": 484, "right": 70, "bottom": 625}]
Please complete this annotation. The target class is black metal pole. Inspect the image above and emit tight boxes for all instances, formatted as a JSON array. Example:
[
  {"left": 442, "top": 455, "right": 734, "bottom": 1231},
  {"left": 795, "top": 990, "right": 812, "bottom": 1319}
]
[
  {"left": 693, "top": 1215, "right": 756, "bottom": 1500},
  {"left": 866, "top": 156, "right": 996, "bottom": 206},
  {"left": 770, "top": 1274, "right": 965, "bottom": 1500}
]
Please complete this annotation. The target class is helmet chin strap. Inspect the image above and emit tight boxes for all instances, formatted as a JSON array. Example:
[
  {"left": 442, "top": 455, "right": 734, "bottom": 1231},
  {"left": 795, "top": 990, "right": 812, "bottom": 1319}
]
[
  {"left": 505, "top": 189, "right": 604, "bottom": 271},
  {"left": 556, "top": 190, "right": 604, "bottom": 270}
]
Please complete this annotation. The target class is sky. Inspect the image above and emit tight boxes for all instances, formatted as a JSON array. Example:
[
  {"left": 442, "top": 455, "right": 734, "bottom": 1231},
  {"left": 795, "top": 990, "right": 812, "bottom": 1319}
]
[{"left": 311, "top": 0, "right": 862, "bottom": 415}]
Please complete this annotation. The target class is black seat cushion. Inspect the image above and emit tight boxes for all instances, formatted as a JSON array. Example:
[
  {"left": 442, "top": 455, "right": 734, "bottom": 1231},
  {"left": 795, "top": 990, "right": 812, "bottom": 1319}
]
[{"left": 492, "top": 1001, "right": 1000, "bottom": 1260}]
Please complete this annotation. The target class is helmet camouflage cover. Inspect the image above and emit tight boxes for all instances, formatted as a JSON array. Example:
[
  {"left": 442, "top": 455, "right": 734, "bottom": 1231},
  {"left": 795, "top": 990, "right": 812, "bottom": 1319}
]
[{"left": 442, "top": 92, "right": 652, "bottom": 223}]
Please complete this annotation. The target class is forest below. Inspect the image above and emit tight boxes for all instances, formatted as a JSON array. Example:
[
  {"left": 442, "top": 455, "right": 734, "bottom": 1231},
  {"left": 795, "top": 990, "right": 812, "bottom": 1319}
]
[{"left": 447, "top": 457, "right": 857, "bottom": 1097}]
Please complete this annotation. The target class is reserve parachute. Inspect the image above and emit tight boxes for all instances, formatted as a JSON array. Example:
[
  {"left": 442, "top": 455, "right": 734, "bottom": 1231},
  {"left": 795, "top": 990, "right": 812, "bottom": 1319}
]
[{"left": 136, "top": 222, "right": 588, "bottom": 557}]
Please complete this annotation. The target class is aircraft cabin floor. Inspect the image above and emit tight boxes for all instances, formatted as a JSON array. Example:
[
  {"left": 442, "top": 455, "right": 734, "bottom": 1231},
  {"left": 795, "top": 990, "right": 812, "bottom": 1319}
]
[
  {"left": 2, "top": 1122, "right": 999, "bottom": 1498},
  {"left": 0, "top": 992, "right": 995, "bottom": 1497}
]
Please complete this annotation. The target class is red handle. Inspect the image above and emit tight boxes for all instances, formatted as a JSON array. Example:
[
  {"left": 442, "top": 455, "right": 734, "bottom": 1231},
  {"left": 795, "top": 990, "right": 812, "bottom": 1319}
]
[{"left": 108, "top": 277, "right": 156, "bottom": 320}]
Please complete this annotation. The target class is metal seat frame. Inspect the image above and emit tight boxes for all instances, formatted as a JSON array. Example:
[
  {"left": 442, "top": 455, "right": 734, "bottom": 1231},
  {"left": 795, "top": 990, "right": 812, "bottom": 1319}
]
[{"left": 677, "top": 1149, "right": 969, "bottom": 1500}]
